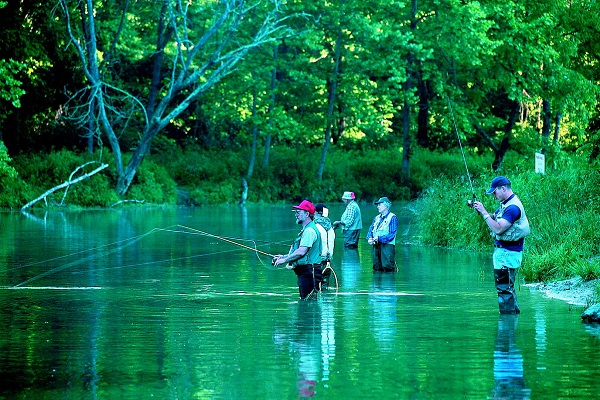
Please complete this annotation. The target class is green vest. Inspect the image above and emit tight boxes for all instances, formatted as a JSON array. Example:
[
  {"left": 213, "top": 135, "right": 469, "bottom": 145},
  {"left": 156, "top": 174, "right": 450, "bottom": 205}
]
[{"left": 291, "top": 221, "right": 322, "bottom": 266}]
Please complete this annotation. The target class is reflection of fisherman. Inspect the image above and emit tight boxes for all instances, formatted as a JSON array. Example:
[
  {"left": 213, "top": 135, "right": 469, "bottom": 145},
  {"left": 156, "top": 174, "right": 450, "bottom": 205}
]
[
  {"left": 314, "top": 204, "right": 335, "bottom": 284},
  {"left": 366, "top": 197, "right": 398, "bottom": 272},
  {"left": 333, "top": 191, "right": 362, "bottom": 248},
  {"left": 492, "top": 315, "right": 531, "bottom": 399},
  {"left": 473, "top": 176, "right": 530, "bottom": 314},
  {"left": 273, "top": 200, "right": 323, "bottom": 300}
]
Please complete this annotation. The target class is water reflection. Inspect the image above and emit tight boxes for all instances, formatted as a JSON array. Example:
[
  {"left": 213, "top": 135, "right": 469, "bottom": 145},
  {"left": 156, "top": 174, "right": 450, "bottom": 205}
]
[
  {"left": 534, "top": 301, "right": 547, "bottom": 371},
  {"left": 369, "top": 273, "right": 398, "bottom": 351},
  {"left": 274, "top": 300, "right": 336, "bottom": 398},
  {"left": 492, "top": 315, "right": 531, "bottom": 399},
  {"left": 340, "top": 247, "right": 360, "bottom": 290}
]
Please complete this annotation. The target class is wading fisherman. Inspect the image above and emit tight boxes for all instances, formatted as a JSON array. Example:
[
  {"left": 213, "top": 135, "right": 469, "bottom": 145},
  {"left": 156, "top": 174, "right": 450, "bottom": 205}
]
[
  {"left": 333, "top": 191, "right": 363, "bottom": 248},
  {"left": 273, "top": 200, "right": 323, "bottom": 300},
  {"left": 366, "top": 197, "right": 398, "bottom": 272},
  {"left": 314, "top": 203, "right": 336, "bottom": 287},
  {"left": 473, "top": 177, "right": 530, "bottom": 314}
]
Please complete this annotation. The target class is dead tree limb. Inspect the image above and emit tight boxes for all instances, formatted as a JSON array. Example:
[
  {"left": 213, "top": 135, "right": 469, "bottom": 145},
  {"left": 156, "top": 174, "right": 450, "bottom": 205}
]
[{"left": 21, "top": 162, "right": 109, "bottom": 210}]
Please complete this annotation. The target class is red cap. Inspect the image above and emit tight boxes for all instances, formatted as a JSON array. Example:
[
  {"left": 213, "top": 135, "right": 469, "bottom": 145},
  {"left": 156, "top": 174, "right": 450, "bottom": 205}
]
[{"left": 293, "top": 200, "right": 316, "bottom": 215}]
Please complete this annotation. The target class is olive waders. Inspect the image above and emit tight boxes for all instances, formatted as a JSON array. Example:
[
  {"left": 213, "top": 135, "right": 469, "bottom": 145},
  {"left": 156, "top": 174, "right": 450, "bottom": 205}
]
[{"left": 494, "top": 266, "right": 520, "bottom": 314}]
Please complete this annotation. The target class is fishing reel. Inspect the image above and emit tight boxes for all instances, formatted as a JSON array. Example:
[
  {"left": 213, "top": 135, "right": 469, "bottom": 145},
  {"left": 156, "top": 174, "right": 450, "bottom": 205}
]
[{"left": 466, "top": 194, "right": 477, "bottom": 209}]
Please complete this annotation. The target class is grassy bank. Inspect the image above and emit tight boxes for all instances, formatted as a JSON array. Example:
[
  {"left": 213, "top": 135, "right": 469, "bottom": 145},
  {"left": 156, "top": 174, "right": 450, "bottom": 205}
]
[{"left": 414, "top": 153, "right": 600, "bottom": 293}]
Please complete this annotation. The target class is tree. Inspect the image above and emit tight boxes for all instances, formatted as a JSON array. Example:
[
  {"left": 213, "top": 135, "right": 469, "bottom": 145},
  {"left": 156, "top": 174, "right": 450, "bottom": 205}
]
[{"left": 58, "top": 0, "right": 294, "bottom": 196}]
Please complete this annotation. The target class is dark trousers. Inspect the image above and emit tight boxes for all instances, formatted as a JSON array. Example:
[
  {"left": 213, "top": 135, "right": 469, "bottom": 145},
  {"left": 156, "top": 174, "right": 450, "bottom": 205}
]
[
  {"left": 372, "top": 243, "right": 397, "bottom": 272},
  {"left": 343, "top": 230, "right": 360, "bottom": 248},
  {"left": 294, "top": 265, "right": 323, "bottom": 300},
  {"left": 494, "top": 267, "right": 520, "bottom": 314}
]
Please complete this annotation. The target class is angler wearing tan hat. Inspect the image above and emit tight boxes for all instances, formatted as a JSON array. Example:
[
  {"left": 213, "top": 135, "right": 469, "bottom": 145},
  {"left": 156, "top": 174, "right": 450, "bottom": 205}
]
[
  {"left": 333, "top": 191, "right": 362, "bottom": 248},
  {"left": 272, "top": 200, "right": 323, "bottom": 300},
  {"left": 366, "top": 197, "right": 398, "bottom": 272}
]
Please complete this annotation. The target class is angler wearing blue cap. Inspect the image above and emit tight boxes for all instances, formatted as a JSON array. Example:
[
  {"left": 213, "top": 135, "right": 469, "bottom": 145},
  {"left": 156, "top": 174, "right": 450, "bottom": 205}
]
[{"left": 473, "top": 177, "right": 531, "bottom": 314}]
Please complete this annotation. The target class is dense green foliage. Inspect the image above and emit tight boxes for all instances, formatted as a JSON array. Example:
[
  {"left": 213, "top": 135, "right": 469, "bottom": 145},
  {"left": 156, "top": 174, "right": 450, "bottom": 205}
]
[
  {"left": 415, "top": 154, "right": 600, "bottom": 285},
  {"left": 2, "top": 0, "right": 600, "bottom": 186}
]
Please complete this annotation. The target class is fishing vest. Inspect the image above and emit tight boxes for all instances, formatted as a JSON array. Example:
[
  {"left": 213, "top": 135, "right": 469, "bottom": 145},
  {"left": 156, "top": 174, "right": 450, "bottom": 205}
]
[
  {"left": 291, "top": 221, "right": 323, "bottom": 266},
  {"left": 341, "top": 201, "right": 363, "bottom": 231},
  {"left": 494, "top": 195, "right": 530, "bottom": 242},
  {"left": 372, "top": 212, "right": 397, "bottom": 245}
]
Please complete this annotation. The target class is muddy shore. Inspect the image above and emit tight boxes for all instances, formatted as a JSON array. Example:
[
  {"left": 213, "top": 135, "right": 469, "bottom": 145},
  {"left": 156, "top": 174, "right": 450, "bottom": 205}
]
[{"left": 526, "top": 277, "right": 599, "bottom": 307}]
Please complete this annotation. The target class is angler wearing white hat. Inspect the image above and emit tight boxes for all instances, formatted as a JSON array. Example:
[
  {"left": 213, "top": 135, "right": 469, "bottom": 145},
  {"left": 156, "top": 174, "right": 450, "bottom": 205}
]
[{"left": 333, "top": 191, "right": 362, "bottom": 248}]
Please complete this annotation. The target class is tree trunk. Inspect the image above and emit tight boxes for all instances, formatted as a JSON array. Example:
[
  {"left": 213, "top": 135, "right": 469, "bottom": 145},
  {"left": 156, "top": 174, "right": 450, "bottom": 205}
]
[
  {"left": 416, "top": 73, "right": 431, "bottom": 148},
  {"left": 541, "top": 99, "right": 551, "bottom": 154},
  {"left": 491, "top": 100, "right": 519, "bottom": 171},
  {"left": 553, "top": 111, "right": 562, "bottom": 141},
  {"left": 247, "top": 86, "right": 258, "bottom": 180},
  {"left": 317, "top": 0, "right": 344, "bottom": 181},
  {"left": 401, "top": 0, "right": 417, "bottom": 184},
  {"left": 241, "top": 84, "right": 259, "bottom": 205},
  {"left": 262, "top": 46, "right": 278, "bottom": 170}
]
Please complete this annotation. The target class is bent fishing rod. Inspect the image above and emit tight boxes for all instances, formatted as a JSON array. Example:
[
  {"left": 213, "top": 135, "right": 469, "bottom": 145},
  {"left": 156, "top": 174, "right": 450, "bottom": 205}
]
[{"left": 175, "top": 224, "right": 276, "bottom": 258}]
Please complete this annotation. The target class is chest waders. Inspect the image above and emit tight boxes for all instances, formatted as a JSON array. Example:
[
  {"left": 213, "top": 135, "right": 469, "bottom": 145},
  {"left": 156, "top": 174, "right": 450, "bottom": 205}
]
[
  {"left": 294, "top": 264, "right": 323, "bottom": 300},
  {"left": 494, "top": 264, "right": 520, "bottom": 314}
]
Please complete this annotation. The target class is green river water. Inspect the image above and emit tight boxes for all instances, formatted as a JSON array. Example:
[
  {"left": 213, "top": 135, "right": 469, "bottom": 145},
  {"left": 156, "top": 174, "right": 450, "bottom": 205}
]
[{"left": 0, "top": 205, "right": 598, "bottom": 399}]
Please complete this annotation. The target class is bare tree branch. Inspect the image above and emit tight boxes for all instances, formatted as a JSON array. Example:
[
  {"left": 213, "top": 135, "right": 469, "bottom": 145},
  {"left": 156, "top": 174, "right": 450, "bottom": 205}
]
[{"left": 21, "top": 162, "right": 109, "bottom": 210}]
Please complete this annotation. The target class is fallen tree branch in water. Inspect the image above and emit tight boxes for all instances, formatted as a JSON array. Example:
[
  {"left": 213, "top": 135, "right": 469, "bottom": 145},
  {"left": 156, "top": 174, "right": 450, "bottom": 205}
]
[
  {"left": 110, "top": 199, "right": 145, "bottom": 208},
  {"left": 21, "top": 162, "right": 109, "bottom": 210}
]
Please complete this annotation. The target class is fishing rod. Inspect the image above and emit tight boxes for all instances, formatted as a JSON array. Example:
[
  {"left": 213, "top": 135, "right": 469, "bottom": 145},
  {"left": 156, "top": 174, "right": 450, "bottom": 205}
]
[
  {"left": 447, "top": 96, "right": 478, "bottom": 207},
  {"left": 175, "top": 224, "right": 276, "bottom": 258}
]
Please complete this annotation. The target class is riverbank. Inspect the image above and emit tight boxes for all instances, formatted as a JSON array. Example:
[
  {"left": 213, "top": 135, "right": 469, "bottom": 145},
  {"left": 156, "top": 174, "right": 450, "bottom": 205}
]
[{"left": 526, "top": 277, "right": 599, "bottom": 307}]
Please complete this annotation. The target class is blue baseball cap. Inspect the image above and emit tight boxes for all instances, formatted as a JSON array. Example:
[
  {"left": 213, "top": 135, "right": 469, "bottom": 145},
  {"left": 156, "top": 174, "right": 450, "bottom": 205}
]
[{"left": 486, "top": 176, "right": 511, "bottom": 194}]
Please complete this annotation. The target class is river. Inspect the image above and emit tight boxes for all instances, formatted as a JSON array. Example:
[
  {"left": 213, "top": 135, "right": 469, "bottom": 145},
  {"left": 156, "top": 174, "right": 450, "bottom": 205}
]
[{"left": 0, "top": 205, "right": 598, "bottom": 399}]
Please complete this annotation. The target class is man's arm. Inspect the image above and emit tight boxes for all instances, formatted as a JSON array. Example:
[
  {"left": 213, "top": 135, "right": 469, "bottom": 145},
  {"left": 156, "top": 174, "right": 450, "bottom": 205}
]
[
  {"left": 483, "top": 205, "right": 520, "bottom": 235},
  {"left": 274, "top": 246, "right": 309, "bottom": 267}
]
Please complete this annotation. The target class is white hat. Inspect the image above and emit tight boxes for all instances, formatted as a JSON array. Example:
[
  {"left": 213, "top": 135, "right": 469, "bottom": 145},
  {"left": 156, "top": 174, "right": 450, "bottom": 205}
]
[{"left": 341, "top": 191, "right": 355, "bottom": 200}]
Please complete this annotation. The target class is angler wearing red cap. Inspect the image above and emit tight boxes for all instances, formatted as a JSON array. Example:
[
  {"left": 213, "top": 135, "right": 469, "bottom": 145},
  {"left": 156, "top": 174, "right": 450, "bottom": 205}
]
[
  {"left": 473, "top": 176, "right": 531, "bottom": 314},
  {"left": 272, "top": 200, "right": 323, "bottom": 300}
]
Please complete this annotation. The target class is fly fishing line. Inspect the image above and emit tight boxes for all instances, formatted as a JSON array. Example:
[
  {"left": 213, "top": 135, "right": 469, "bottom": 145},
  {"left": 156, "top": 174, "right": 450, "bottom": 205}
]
[{"left": 447, "top": 96, "right": 477, "bottom": 203}]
